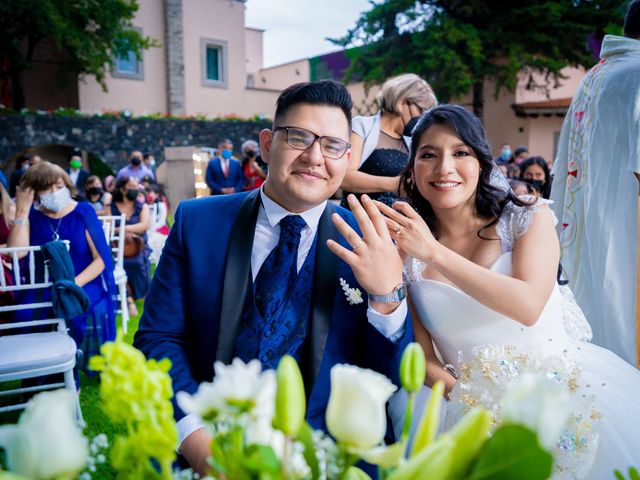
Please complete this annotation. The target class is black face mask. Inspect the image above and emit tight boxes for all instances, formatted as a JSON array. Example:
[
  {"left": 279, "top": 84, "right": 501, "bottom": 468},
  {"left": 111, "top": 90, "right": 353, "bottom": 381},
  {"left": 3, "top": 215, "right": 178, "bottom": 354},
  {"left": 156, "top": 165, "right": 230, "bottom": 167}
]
[
  {"left": 525, "top": 179, "right": 545, "bottom": 193},
  {"left": 131, "top": 157, "right": 142, "bottom": 167},
  {"left": 246, "top": 150, "right": 256, "bottom": 158},
  {"left": 403, "top": 116, "right": 421, "bottom": 137},
  {"left": 125, "top": 189, "right": 139, "bottom": 201},
  {"left": 87, "top": 187, "right": 102, "bottom": 196}
]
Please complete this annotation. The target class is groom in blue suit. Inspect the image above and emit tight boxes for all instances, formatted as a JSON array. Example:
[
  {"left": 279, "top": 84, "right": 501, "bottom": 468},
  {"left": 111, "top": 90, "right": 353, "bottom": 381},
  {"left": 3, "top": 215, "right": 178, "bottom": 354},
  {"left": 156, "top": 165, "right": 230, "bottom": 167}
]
[{"left": 134, "top": 80, "right": 412, "bottom": 474}]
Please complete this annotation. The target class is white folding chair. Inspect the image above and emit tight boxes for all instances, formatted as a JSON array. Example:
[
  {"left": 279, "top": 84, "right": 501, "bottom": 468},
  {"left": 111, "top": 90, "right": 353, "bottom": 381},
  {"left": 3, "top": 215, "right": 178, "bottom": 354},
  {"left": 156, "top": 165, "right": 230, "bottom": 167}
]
[
  {"left": 147, "top": 202, "right": 158, "bottom": 237},
  {"left": 98, "top": 214, "right": 130, "bottom": 334},
  {"left": 0, "top": 243, "right": 82, "bottom": 423}
]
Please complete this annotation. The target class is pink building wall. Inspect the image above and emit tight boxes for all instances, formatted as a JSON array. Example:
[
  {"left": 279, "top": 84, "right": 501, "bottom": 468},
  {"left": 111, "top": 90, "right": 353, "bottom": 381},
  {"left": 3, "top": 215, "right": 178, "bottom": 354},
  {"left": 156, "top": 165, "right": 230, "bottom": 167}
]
[{"left": 78, "top": 0, "right": 168, "bottom": 115}]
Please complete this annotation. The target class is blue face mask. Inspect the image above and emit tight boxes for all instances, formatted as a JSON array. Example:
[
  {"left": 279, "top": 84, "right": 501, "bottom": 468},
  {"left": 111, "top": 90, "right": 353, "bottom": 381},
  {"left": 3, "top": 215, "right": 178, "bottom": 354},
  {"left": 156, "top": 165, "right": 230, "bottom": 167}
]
[
  {"left": 501, "top": 148, "right": 512, "bottom": 160},
  {"left": 221, "top": 149, "right": 233, "bottom": 160}
]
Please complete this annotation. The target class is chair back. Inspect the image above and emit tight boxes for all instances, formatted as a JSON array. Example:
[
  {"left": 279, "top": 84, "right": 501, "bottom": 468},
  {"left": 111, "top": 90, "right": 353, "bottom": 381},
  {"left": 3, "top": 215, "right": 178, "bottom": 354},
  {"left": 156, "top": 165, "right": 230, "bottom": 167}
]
[
  {"left": 147, "top": 202, "right": 158, "bottom": 235},
  {"left": 0, "top": 242, "right": 69, "bottom": 315},
  {"left": 98, "top": 214, "right": 126, "bottom": 270}
]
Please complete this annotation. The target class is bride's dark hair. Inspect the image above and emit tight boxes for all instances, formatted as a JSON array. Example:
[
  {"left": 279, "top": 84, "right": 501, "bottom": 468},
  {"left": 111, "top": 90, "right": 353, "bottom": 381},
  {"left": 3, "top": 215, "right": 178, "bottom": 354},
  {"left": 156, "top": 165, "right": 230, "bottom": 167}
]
[{"left": 399, "top": 104, "right": 529, "bottom": 238}]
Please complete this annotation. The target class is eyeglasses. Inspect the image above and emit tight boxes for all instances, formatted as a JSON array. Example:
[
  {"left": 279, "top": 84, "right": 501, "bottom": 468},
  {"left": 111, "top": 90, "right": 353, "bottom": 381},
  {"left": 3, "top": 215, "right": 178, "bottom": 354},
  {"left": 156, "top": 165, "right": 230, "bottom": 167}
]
[
  {"left": 409, "top": 101, "right": 429, "bottom": 115},
  {"left": 273, "top": 126, "right": 350, "bottom": 159}
]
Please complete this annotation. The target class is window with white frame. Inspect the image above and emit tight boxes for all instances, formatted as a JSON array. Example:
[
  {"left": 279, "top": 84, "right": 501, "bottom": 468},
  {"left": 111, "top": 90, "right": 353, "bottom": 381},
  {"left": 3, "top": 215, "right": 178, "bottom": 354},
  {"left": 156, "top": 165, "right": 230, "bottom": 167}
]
[
  {"left": 113, "top": 30, "right": 144, "bottom": 80},
  {"left": 201, "top": 38, "right": 228, "bottom": 88}
]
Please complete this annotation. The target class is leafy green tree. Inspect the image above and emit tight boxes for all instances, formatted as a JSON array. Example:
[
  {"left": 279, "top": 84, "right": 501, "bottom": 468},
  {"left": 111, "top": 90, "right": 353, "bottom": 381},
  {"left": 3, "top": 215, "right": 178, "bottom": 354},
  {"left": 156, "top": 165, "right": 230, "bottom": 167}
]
[
  {"left": 333, "top": 0, "right": 626, "bottom": 120},
  {"left": 0, "top": 0, "right": 158, "bottom": 109}
]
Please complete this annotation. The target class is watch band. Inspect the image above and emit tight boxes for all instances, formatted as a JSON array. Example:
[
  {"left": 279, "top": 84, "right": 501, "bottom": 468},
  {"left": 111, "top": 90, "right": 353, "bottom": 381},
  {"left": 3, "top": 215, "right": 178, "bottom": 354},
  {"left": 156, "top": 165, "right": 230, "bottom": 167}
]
[{"left": 369, "top": 282, "right": 407, "bottom": 303}]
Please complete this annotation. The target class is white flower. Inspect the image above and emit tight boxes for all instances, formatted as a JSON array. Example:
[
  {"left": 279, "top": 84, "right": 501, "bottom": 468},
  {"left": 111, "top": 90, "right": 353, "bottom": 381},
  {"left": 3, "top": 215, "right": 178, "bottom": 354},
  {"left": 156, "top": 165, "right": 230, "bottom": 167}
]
[
  {"left": 501, "top": 373, "right": 572, "bottom": 449},
  {"left": 326, "top": 364, "right": 397, "bottom": 451},
  {"left": 245, "top": 420, "right": 310, "bottom": 479},
  {"left": 0, "top": 389, "right": 88, "bottom": 479},
  {"left": 177, "top": 358, "right": 276, "bottom": 422},
  {"left": 340, "top": 278, "right": 363, "bottom": 305}
]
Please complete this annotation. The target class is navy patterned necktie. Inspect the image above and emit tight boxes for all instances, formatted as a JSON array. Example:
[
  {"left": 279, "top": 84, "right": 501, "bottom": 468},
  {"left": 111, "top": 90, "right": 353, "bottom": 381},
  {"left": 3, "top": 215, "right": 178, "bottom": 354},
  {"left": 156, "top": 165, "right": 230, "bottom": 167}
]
[{"left": 254, "top": 214, "right": 307, "bottom": 320}]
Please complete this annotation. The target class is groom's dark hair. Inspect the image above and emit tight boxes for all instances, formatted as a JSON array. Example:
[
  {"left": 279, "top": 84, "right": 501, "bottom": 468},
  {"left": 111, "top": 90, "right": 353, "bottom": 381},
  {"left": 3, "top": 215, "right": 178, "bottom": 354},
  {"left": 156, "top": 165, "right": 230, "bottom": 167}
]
[
  {"left": 273, "top": 80, "right": 353, "bottom": 130},
  {"left": 624, "top": 0, "right": 640, "bottom": 38}
]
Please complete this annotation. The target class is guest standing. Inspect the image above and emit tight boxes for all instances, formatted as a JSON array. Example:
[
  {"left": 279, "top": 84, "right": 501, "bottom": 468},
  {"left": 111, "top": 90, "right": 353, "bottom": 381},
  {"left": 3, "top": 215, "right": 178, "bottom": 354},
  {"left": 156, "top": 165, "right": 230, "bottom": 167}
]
[
  {"left": 205, "top": 139, "right": 245, "bottom": 195},
  {"left": 340, "top": 73, "right": 437, "bottom": 207}
]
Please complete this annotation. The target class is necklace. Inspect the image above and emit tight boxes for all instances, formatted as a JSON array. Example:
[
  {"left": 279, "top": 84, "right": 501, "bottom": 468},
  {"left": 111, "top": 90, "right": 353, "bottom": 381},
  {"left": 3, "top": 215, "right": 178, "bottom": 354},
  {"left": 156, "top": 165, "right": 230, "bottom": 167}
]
[{"left": 49, "top": 216, "right": 64, "bottom": 241}]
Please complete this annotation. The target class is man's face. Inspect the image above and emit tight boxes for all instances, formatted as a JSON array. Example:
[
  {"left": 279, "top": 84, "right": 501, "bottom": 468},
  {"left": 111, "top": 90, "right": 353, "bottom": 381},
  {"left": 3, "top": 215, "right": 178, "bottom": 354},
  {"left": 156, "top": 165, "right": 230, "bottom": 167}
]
[
  {"left": 260, "top": 103, "right": 351, "bottom": 213},
  {"left": 144, "top": 155, "right": 154, "bottom": 165},
  {"left": 130, "top": 151, "right": 143, "bottom": 166},
  {"left": 29, "top": 155, "right": 42, "bottom": 167}
]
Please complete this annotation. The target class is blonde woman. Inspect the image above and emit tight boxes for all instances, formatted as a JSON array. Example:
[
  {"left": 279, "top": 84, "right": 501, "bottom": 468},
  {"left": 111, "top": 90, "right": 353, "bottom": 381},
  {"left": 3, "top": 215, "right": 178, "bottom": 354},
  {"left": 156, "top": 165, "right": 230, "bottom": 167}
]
[{"left": 340, "top": 73, "right": 437, "bottom": 208}]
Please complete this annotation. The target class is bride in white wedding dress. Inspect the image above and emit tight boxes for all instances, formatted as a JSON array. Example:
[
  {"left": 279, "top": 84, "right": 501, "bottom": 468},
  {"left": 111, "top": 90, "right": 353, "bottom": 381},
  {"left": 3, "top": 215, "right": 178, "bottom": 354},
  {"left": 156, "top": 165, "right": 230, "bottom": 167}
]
[{"left": 372, "top": 105, "right": 640, "bottom": 478}]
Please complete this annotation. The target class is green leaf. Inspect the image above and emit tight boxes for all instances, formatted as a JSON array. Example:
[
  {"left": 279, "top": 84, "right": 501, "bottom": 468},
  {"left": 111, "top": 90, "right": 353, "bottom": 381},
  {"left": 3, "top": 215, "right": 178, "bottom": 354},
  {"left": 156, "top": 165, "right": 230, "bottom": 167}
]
[
  {"left": 411, "top": 380, "right": 444, "bottom": 456},
  {"left": 466, "top": 425, "right": 553, "bottom": 480},
  {"left": 344, "top": 466, "right": 374, "bottom": 480},
  {"left": 295, "top": 422, "right": 321, "bottom": 480},
  {"left": 241, "top": 444, "right": 281, "bottom": 474}
]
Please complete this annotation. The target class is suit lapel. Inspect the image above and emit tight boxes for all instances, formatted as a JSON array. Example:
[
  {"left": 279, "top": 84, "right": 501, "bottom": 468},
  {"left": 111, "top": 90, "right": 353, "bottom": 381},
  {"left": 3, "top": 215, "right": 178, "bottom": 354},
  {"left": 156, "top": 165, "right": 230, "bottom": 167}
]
[
  {"left": 305, "top": 202, "right": 339, "bottom": 390},
  {"left": 216, "top": 190, "right": 261, "bottom": 363}
]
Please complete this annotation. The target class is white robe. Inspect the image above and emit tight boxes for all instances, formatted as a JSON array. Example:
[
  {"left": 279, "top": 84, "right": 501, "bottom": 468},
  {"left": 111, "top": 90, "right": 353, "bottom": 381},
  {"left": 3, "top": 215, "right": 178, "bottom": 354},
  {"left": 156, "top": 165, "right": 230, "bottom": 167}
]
[{"left": 550, "top": 35, "right": 640, "bottom": 365}]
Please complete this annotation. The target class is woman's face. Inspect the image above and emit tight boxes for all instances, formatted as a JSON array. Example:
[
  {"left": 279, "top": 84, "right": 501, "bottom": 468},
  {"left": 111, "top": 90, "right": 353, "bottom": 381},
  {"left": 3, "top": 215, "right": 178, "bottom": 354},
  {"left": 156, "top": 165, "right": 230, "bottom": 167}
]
[
  {"left": 413, "top": 123, "right": 480, "bottom": 211},
  {"left": 37, "top": 177, "right": 65, "bottom": 198},
  {"left": 88, "top": 178, "right": 102, "bottom": 190},
  {"left": 523, "top": 164, "right": 546, "bottom": 181}
]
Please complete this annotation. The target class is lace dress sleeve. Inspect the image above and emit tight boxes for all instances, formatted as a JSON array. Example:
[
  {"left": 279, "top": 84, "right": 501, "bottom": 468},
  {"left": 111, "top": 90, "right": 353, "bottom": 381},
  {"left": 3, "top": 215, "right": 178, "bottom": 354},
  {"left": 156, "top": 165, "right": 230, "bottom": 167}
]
[
  {"left": 496, "top": 196, "right": 556, "bottom": 252},
  {"left": 402, "top": 256, "right": 426, "bottom": 284}
]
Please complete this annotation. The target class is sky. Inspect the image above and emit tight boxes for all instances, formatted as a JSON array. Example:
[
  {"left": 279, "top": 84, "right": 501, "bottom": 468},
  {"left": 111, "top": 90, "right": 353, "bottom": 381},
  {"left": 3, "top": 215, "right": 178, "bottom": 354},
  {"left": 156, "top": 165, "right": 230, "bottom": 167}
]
[{"left": 244, "top": 0, "right": 372, "bottom": 67}]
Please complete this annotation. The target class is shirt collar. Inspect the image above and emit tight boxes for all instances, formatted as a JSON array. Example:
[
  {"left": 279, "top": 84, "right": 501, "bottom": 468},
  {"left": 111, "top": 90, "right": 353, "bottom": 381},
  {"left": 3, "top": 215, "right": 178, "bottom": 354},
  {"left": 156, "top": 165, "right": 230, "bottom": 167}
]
[{"left": 259, "top": 187, "right": 327, "bottom": 234}]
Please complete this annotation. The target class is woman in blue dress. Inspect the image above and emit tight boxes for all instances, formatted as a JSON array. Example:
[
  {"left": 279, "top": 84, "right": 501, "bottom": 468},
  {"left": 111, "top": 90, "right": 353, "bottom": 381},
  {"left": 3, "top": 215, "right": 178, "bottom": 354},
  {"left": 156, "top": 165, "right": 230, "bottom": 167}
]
[
  {"left": 110, "top": 176, "right": 150, "bottom": 317},
  {"left": 8, "top": 162, "right": 117, "bottom": 374}
]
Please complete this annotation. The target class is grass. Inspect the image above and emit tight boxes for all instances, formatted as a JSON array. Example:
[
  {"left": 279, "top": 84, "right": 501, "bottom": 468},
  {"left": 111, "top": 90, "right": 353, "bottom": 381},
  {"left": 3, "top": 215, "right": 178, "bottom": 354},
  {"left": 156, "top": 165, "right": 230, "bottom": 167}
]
[{"left": 0, "top": 300, "right": 145, "bottom": 479}]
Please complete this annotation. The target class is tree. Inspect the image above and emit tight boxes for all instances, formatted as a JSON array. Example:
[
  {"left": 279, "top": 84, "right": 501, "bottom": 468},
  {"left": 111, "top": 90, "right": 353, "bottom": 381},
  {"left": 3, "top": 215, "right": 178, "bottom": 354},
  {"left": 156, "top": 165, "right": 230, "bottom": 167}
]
[
  {"left": 333, "top": 0, "right": 626, "bottom": 120},
  {"left": 0, "top": 0, "right": 158, "bottom": 109}
]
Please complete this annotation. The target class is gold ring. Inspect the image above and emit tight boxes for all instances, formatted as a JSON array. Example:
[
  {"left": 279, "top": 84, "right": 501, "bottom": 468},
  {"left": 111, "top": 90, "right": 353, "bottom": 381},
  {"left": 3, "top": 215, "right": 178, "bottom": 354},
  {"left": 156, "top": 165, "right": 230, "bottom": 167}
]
[{"left": 393, "top": 224, "right": 402, "bottom": 234}]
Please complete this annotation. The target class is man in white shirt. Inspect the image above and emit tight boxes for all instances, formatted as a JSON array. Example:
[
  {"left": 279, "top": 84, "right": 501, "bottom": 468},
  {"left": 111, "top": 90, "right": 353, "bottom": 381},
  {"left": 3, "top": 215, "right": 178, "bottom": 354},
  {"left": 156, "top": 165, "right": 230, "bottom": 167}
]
[
  {"left": 134, "top": 80, "right": 412, "bottom": 475},
  {"left": 551, "top": 0, "right": 640, "bottom": 365}
]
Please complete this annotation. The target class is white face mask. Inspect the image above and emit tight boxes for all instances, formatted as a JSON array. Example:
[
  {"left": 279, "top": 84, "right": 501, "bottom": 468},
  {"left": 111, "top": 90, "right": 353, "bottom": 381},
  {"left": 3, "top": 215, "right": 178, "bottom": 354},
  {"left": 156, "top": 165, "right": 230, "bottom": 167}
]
[{"left": 39, "top": 187, "right": 72, "bottom": 212}]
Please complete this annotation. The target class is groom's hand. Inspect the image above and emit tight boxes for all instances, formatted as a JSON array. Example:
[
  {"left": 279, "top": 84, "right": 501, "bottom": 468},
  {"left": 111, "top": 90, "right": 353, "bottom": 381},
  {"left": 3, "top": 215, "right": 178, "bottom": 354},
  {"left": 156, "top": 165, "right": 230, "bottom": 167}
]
[{"left": 327, "top": 194, "right": 403, "bottom": 312}]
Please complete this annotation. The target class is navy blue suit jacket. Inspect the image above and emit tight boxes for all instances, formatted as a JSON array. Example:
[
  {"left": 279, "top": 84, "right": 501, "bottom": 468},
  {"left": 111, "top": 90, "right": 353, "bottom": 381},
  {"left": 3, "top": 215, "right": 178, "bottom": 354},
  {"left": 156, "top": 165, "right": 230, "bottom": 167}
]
[
  {"left": 205, "top": 157, "right": 245, "bottom": 194},
  {"left": 134, "top": 190, "right": 412, "bottom": 430}
]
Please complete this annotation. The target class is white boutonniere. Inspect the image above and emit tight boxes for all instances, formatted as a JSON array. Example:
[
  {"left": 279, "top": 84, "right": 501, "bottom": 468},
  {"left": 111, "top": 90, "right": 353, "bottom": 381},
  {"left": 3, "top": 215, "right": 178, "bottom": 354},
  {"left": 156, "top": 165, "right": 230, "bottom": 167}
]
[{"left": 340, "top": 278, "right": 363, "bottom": 305}]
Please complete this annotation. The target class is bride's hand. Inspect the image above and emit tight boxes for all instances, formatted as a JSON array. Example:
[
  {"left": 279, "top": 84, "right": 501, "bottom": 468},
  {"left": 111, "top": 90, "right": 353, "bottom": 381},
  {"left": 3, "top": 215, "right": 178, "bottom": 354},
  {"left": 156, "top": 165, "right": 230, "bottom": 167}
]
[{"left": 374, "top": 200, "right": 438, "bottom": 262}]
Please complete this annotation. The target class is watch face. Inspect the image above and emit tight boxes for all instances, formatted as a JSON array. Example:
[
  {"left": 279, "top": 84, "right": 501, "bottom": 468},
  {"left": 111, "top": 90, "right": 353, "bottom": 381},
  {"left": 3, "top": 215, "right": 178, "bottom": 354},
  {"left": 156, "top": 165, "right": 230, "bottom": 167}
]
[{"left": 397, "top": 285, "right": 407, "bottom": 301}]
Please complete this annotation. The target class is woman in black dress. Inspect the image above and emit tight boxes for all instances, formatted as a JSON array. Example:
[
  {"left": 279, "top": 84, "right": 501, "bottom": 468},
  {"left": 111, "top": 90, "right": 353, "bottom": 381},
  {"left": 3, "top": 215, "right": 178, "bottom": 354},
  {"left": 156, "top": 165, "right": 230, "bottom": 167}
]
[{"left": 340, "top": 73, "right": 437, "bottom": 207}]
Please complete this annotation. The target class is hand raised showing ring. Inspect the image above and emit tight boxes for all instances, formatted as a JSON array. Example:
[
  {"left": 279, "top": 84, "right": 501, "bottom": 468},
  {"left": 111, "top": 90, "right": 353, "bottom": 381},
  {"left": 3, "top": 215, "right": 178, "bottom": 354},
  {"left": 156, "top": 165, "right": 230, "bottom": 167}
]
[
  {"left": 326, "top": 194, "right": 403, "bottom": 299},
  {"left": 374, "top": 200, "right": 438, "bottom": 263}
]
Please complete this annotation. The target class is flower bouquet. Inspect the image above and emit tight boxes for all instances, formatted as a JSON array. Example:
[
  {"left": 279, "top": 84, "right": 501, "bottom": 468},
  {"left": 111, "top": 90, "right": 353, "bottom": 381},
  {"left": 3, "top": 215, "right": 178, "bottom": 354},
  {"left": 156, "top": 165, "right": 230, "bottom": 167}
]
[{"left": 0, "top": 335, "right": 575, "bottom": 479}]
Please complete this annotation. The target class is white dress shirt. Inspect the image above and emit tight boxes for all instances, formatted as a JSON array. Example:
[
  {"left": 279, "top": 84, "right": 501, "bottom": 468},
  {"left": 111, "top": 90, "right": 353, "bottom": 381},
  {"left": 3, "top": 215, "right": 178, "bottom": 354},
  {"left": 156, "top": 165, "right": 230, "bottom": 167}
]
[{"left": 177, "top": 188, "right": 407, "bottom": 448}]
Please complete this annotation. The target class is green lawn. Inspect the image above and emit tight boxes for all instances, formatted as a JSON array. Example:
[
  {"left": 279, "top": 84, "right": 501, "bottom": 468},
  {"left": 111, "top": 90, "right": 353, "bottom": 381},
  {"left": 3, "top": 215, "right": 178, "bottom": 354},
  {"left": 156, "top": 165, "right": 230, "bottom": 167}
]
[{"left": 0, "top": 300, "right": 145, "bottom": 479}]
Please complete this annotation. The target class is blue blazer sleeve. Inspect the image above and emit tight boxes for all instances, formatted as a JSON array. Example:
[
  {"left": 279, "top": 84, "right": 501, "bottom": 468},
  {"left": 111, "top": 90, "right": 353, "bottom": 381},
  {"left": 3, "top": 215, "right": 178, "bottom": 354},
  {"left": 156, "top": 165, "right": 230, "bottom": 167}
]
[
  {"left": 133, "top": 203, "right": 198, "bottom": 420},
  {"left": 205, "top": 161, "right": 222, "bottom": 194}
]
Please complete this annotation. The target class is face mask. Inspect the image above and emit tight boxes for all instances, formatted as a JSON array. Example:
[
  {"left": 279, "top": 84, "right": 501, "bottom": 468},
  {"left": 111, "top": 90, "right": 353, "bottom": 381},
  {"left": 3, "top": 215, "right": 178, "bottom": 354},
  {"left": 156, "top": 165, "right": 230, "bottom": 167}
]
[
  {"left": 525, "top": 179, "right": 545, "bottom": 193},
  {"left": 39, "top": 187, "right": 72, "bottom": 213},
  {"left": 149, "top": 159, "right": 156, "bottom": 167},
  {"left": 87, "top": 187, "right": 103, "bottom": 196},
  {"left": 403, "top": 117, "right": 421, "bottom": 137},
  {"left": 22, "top": 164, "right": 29, "bottom": 171},
  {"left": 501, "top": 148, "right": 512, "bottom": 160},
  {"left": 70, "top": 159, "right": 82, "bottom": 170},
  {"left": 515, "top": 156, "right": 526, "bottom": 166},
  {"left": 246, "top": 150, "right": 256, "bottom": 158},
  {"left": 145, "top": 194, "right": 155, "bottom": 204},
  {"left": 131, "top": 157, "right": 142, "bottom": 167},
  {"left": 221, "top": 149, "right": 233, "bottom": 160},
  {"left": 125, "top": 189, "right": 139, "bottom": 201}
]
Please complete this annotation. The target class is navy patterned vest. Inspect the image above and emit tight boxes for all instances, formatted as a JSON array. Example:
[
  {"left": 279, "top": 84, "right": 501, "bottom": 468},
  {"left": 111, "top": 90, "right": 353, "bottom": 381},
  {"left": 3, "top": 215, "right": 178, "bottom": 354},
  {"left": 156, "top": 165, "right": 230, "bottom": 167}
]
[{"left": 233, "top": 238, "right": 317, "bottom": 370}]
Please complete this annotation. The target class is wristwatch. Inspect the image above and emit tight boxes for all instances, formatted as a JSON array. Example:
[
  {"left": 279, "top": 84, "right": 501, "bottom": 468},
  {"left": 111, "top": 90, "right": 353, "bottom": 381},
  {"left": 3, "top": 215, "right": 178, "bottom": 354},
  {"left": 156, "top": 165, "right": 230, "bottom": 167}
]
[{"left": 369, "top": 282, "right": 407, "bottom": 303}]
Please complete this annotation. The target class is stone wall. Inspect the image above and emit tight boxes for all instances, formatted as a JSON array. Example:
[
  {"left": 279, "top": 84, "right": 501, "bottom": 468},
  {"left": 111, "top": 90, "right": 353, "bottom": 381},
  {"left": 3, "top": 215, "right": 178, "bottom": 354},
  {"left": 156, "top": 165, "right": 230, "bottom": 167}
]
[{"left": 0, "top": 113, "right": 271, "bottom": 172}]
